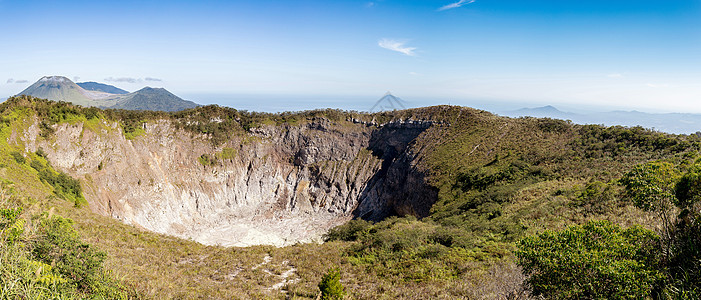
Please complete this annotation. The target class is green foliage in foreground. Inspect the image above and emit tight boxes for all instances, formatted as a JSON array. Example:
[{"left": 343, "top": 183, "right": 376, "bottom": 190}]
[
  {"left": 318, "top": 268, "right": 345, "bottom": 300},
  {"left": 516, "top": 221, "right": 663, "bottom": 299},
  {"left": 516, "top": 158, "right": 701, "bottom": 299},
  {"left": 33, "top": 216, "right": 109, "bottom": 293},
  {"left": 0, "top": 181, "right": 133, "bottom": 299},
  {"left": 627, "top": 159, "right": 701, "bottom": 298}
]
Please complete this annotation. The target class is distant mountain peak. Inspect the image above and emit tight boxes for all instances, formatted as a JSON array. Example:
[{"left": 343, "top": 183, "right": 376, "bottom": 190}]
[
  {"left": 111, "top": 86, "right": 198, "bottom": 112},
  {"left": 19, "top": 76, "right": 95, "bottom": 107},
  {"left": 18, "top": 76, "right": 198, "bottom": 112},
  {"left": 518, "top": 105, "right": 562, "bottom": 113},
  {"left": 137, "top": 87, "right": 167, "bottom": 92},
  {"left": 370, "top": 91, "right": 407, "bottom": 112},
  {"left": 39, "top": 75, "right": 71, "bottom": 82}
]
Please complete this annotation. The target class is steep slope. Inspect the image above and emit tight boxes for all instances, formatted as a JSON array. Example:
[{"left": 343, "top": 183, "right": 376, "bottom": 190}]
[
  {"left": 77, "top": 81, "right": 129, "bottom": 94},
  {"left": 110, "top": 87, "right": 199, "bottom": 111},
  {"left": 19, "top": 76, "right": 98, "bottom": 107}
]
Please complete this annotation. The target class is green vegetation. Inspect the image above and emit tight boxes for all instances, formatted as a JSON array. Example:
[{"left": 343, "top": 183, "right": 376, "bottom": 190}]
[
  {"left": 326, "top": 217, "right": 507, "bottom": 282},
  {"left": 217, "top": 147, "right": 237, "bottom": 160},
  {"left": 10, "top": 151, "right": 25, "bottom": 164},
  {"left": 513, "top": 157, "right": 701, "bottom": 299},
  {"left": 621, "top": 159, "right": 701, "bottom": 297},
  {"left": 199, "top": 148, "right": 238, "bottom": 166},
  {"left": 33, "top": 215, "right": 116, "bottom": 294},
  {"left": 198, "top": 153, "right": 215, "bottom": 166},
  {"left": 0, "top": 96, "right": 132, "bottom": 298},
  {"left": 30, "top": 157, "right": 87, "bottom": 207},
  {"left": 318, "top": 268, "right": 345, "bottom": 300},
  {"left": 516, "top": 221, "right": 663, "bottom": 299},
  {"left": 0, "top": 181, "right": 133, "bottom": 299}
]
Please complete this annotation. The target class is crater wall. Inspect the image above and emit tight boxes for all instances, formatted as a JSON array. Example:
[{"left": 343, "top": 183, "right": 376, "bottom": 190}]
[{"left": 21, "top": 117, "right": 437, "bottom": 246}]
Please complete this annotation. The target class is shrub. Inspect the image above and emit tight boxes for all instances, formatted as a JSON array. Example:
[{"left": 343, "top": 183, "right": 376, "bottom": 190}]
[
  {"left": 35, "top": 148, "right": 47, "bottom": 159},
  {"left": 675, "top": 168, "right": 701, "bottom": 209},
  {"left": 515, "top": 220, "right": 664, "bottom": 299},
  {"left": 32, "top": 215, "right": 108, "bottom": 293},
  {"left": 32, "top": 159, "right": 86, "bottom": 207},
  {"left": 217, "top": 147, "right": 237, "bottom": 160},
  {"left": 318, "top": 267, "right": 345, "bottom": 300},
  {"left": 324, "top": 219, "right": 372, "bottom": 242},
  {"left": 198, "top": 154, "right": 214, "bottom": 166},
  {"left": 10, "top": 151, "right": 25, "bottom": 164},
  {"left": 0, "top": 207, "right": 24, "bottom": 244},
  {"left": 574, "top": 180, "right": 616, "bottom": 215},
  {"left": 620, "top": 161, "right": 678, "bottom": 212}
]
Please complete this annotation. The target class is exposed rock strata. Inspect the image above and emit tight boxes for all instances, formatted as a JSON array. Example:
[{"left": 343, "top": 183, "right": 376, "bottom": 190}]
[{"left": 20, "top": 117, "right": 437, "bottom": 246}]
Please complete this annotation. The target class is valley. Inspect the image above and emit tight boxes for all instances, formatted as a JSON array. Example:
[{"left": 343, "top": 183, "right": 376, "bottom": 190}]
[
  {"left": 3, "top": 0, "right": 698, "bottom": 298},
  {"left": 2, "top": 95, "right": 699, "bottom": 298}
]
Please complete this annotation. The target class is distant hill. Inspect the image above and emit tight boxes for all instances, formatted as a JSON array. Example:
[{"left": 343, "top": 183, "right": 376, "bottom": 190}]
[
  {"left": 370, "top": 92, "right": 407, "bottom": 112},
  {"left": 77, "top": 82, "right": 129, "bottom": 94},
  {"left": 502, "top": 105, "right": 701, "bottom": 134},
  {"left": 111, "top": 87, "right": 199, "bottom": 111},
  {"left": 512, "top": 105, "right": 578, "bottom": 120},
  {"left": 19, "top": 76, "right": 98, "bottom": 107},
  {"left": 17, "top": 76, "right": 198, "bottom": 112}
]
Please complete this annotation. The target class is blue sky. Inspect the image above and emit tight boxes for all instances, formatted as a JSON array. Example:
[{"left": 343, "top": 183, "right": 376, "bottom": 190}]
[{"left": 1, "top": 0, "right": 700, "bottom": 112}]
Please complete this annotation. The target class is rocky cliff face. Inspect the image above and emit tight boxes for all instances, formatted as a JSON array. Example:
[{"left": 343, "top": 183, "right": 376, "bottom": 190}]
[{"left": 19, "top": 116, "right": 437, "bottom": 246}]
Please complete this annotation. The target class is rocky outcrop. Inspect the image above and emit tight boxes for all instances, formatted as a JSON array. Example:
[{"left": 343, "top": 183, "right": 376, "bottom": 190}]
[{"left": 20, "top": 116, "right": 437, "bottom": 246}]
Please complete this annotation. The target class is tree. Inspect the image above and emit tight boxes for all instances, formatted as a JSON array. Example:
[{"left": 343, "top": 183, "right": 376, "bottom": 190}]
[
  {"left": 515, "top": 221, "right": 663, "bottom": 299},
  {"left": 318, "top": 267, "right": 345, "bottom": 300},
  {"left": 620, "top": 161, "right": 678, "bottom": 212},
  {"left": 620, "top": 161, "right": 679, "bottom": 250},
  {"left": 675, "top": 167, "right": 701, "bottom": 209}
]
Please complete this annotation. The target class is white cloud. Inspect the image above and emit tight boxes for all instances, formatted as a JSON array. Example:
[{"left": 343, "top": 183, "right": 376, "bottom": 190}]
[
  {"left": 366, "top": 2, "right": 375, "bottom": 8},
  {"left": 409, "top": 72, "right": 420, "bottom": 76},
  {"left": 378, "top": 39, "right": 417, "bottom": 56},
  {"left": 438, "top": 0, "right": 475, "bottom": 11},
  {"left": 105, "top": 77, "right": 162, "bottom": 83},
  {"left": 607, "top": 73, "right": 623, "bottom": 78},
  {"left": 6, "top": 78, "right": 27, "bottom": 84},
  {"left": 106, "top": 77, "right": 140, "bottom": 83}
]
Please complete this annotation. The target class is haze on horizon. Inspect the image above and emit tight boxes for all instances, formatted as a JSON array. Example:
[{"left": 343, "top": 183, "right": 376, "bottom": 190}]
[{"left": 1, "top": 0, "right": 700, "bottom": 113}]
